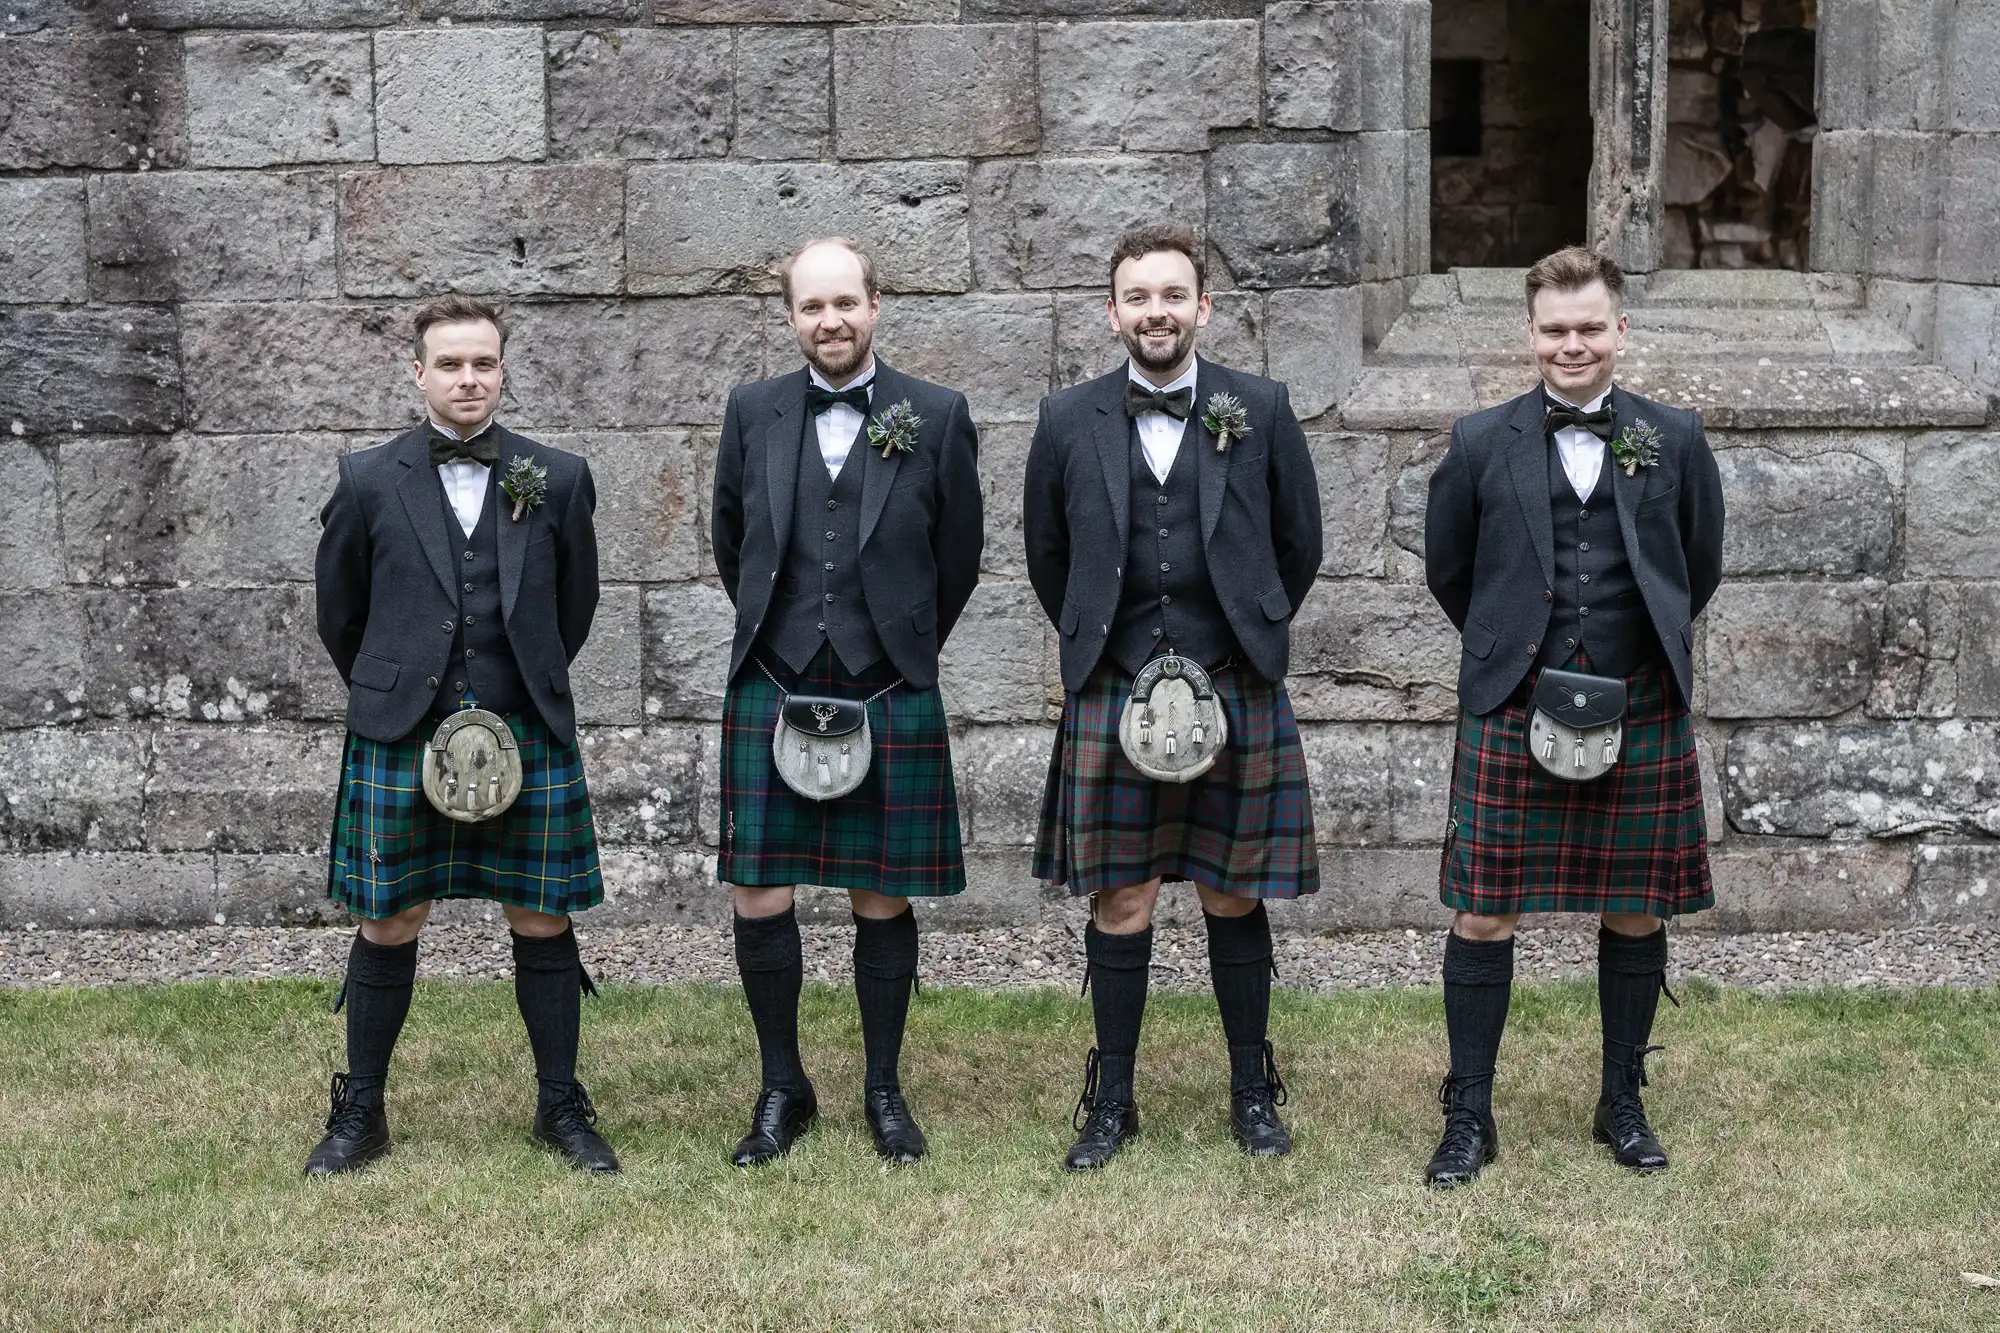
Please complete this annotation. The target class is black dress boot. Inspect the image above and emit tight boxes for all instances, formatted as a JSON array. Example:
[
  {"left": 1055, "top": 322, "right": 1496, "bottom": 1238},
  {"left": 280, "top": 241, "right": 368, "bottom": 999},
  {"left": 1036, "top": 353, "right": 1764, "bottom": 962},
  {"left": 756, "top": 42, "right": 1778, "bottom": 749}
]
[
  {"left": 1424, "top": 1074, "right": 1499, "bottom": 1189},
  {"left": 534, "top": 1080, "right": 621, "bottom": 1174},
  {"left": 1227, "top": 1040, "right": 1293, "bottom": 1158},
  {"left": 1593, "top": 1045, "right": 1671, "bottom": 1173},
  {"left": 1063, "top": 1048, "right": 1140, "bottom": 1172},
  {"left": 1596, "top": 925, "right": 1672, "bottom": 1174},
  {"left": 864, "top": 1086, "right": 928, "bottom": 1164},
  {"left": 304, "top": 1073, "right": 392, "bottom": 1177},
  {"left": 732, "top": 1083, "right": 819, "bottom": 1168}
]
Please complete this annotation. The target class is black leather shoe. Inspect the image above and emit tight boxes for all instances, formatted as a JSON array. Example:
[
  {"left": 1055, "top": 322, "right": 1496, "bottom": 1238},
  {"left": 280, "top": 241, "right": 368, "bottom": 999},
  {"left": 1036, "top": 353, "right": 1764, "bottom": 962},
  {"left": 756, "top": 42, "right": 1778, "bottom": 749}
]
[
  {"left": 1229, "top": 1041, "right": 1293, "bottom": 1157},
  {"left": 864, "top": 1086, "right": 928, "bottom": 1163},
  {"left": 1064, "top": 1099, "right": 1140, "bottom": 1171},
  {"left": 732, "top": 1083, "right": 818, "bottom": 1167},
  {"left": 1593, "top": 1094, "right": 1670, "bottom": 1173},
  {"left": 534, "top": 1081, "right": 621, "bottom": 1174},
  {"left": 1424, "top": 1075, "right": 1499, "bottom": 1189},
  {"left": 304, "top": 1073, "right": 391, "bottom": 1177}
]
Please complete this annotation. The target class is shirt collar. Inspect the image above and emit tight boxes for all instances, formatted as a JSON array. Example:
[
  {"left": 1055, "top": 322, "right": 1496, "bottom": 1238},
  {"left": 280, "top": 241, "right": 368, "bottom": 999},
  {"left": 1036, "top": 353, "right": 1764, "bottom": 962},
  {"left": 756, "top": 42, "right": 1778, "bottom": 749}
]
[
  {"left": 428, "top": 416, "right": 495, "bottom": 443},
  {"left": 1543, "top": 383, "right": 1612, "bottom": 414},
  {"left": 807, "top": 360, "right": 877, "bottom": 395},
  {"left": 1128, "top": 359, "right": 1199, "bottom": 398}
]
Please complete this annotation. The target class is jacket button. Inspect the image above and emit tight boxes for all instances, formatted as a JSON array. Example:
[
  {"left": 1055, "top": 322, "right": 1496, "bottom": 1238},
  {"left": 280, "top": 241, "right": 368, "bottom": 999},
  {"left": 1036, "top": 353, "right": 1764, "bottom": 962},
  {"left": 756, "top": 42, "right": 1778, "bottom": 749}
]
[
  {"left": 824, "top": 561, "right": 835, "bottom": 571},
  {"left": 1543, "top": 589, "right": 1552, "bottom": 602},
  {"left": 453, "top": 680, "right": 465, "bottom": 692},
  {"left": 1160, "top": 594, "right": 1172, "bottom": 606},
  {"left": 824, "top": 593, "right": 835, "bottom": 603},
  {"left": 1527, "top": 642, "right": 1538, "bottom": 654},
  {"left": 442, "top": 620, "right": 454, "bottom": 632},
  {"left": 1579, "top": 606, "right": 1591, "bottom": 617},
  {"left": 465, "top": 648, "right": 476, "bottom": 660},
  {"left": 464, "top": 582, "right": 475, "bottom": 593},
  {"left": 426, "top": 677, "right": 439, "bottom": 689},
  {"left": 463, "top": 551, "right": 474, "bottom": 562}
]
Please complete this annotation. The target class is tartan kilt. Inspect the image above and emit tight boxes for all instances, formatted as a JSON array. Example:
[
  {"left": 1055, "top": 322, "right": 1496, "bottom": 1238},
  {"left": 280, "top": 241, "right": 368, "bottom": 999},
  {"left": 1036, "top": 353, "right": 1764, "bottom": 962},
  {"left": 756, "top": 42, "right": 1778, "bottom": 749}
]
[
  {"left": 1034, "top": 662, "right": 1319, "bottom": 900},
  {"left": 1439, "top": 647, "right": 1713, "bottom": 917},
  {"left": 718, "top": 645, "right": 965, "bottom": 897},
  {"left": 327, "top": 709, "right": 603, "bottom": 920}
]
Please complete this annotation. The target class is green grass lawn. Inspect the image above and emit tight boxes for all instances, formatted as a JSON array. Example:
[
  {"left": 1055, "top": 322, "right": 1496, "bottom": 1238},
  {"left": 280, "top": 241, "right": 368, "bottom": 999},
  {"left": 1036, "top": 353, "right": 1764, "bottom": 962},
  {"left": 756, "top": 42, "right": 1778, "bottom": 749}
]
[{"left": 1, "top": 979, "right": 1995, "bottom": 1332}]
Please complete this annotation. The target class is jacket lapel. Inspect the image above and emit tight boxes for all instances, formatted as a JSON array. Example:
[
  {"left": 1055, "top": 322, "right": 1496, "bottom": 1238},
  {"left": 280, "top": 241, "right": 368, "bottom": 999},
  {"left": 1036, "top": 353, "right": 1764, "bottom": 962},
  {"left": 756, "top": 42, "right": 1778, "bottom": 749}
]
[
  {"left": 1505, "top": 388, "right": 1556, "bottom": 587},
  {"left": 1090, "top": 368, "right": 1132, "bottom": 557},
  {"left": 394, "top": 427, "right": 460, "bottom": 602},
  {"left": 492, "top": 425, "right": 532, "bottom": 624},
  {"left": 1605, "top": 384, "right": 1648, "bottom": 564},
  {"left": 1191, "top": 357, "right": 1228, "bottom": 549},
  {"left": 857, "top": 359, "right": 905, "bottom": 550},
  {"left": 764, "top": 368, "right": 809, "bottom": 552}
]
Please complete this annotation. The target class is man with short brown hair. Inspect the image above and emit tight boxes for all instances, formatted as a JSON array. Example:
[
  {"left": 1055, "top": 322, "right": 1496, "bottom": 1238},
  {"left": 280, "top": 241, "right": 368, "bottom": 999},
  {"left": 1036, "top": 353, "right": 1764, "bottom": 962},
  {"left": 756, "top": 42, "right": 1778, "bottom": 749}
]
[{"left": 1420, "top": 245, "right": 1725, "bottom": 1186}]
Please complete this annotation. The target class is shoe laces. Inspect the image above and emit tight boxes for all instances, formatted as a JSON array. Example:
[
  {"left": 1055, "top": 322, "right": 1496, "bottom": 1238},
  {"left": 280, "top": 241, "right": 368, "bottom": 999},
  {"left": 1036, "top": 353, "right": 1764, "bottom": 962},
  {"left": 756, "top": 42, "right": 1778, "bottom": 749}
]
[
  {"left": 541, "top": 1081, "right": 600, "bottom": 1136},
  {"left": 869, "top": 1086, "right": 912, "bottom": 1128},
  {"left": 1072, "top": 1048, "right": 1103, "bottom": 1132},
  {"left": 1433, "top": 1073, "right": 1491, "bottom": 1158},
  {"left": 750, "top": 1086, "right": 792, "bottom": 1134},
  {"left": 1233, "top": 1040, "right": 1290, "bottom": 1113},
  {"left": 323, "top": 1072, "right": 376, "bottom": 1139}
]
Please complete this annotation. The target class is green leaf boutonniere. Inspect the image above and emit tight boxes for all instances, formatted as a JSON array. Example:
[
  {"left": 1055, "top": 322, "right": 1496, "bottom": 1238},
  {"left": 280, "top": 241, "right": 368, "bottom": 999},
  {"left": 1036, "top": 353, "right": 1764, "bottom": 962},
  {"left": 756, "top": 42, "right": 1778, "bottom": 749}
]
[
  {"left": 1609, "top": 419, "right": 1664, "bottom": 477},
  {"left": 501, "top": 455, "right": 548, "bottom": 522},
  {"left": 1202, "top": 392, "right": 1250, "bottom": 453},
  {"left": 866, "top": 398, "right": 923, "bottom": 460}
]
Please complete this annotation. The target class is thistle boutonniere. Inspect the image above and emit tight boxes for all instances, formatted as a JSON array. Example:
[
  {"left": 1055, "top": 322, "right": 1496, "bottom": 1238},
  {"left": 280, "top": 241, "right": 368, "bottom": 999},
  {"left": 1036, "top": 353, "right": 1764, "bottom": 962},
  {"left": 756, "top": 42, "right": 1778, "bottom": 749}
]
[
  {"left": 1202, "top": 392, "right": 1250, "bottom": 453},
  {"left": 1609, "top": 419, "right": 1664, "bottom": 477},
  {"left": 501, "top": 455, "right": 548, "bottom": 522},
  {"left": 866, "top": 398, "right": 923, "bottom": 460}
]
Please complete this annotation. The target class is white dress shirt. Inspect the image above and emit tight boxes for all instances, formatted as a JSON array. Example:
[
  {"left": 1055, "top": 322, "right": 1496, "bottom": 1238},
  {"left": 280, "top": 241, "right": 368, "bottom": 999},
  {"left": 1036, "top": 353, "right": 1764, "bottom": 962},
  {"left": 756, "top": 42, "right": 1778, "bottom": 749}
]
[
  {"left": 1127, "top": 359, "right": 1198, "bottom": 485},
  {"left": 1546, "top": 385, "right": 1610, "bottom": 501},
  {"left": 808, "top": 361, "right": 875, "bottom": 480},
  {"left": 430, "top": 417, "right": 494, "bottom": 538}
]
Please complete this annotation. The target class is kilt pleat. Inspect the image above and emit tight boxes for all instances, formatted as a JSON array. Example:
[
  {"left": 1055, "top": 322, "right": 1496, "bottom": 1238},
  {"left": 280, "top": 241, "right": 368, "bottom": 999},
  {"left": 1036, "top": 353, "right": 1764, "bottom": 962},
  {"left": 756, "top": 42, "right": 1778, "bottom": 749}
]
[
  {"left": 718, "top": 646, "right": 966, "bottom": 897},
  {"left": 1439, "top": 648, "right": 1712, "bottom": 917},
  {"left": 1033, "top": 663, "right": 1319, "bottom": 900},
  {"left": 327, "top": 709, "right": 603, "bottom": 920}
]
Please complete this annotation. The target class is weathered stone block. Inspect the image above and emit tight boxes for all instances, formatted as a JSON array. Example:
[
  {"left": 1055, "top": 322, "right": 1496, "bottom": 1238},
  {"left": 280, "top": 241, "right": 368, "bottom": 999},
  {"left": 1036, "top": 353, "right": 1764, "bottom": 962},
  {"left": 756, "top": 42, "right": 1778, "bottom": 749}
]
[
  {"left": 1703, "top": 839, "right": 1914, "bottom": 931},
  {"left": 504, "top": 300, "right": 766, "bottom": 428},
  {"left": 1703, "top": 582, "right": 1884, "bottom": 719},
  {"left": 1266, "top": 1, "right": 1426, "bottom": 131},
  {"left": 1954, "top": 584, "right": 2000, "bottom": 717},
  {"left": 87, "top": 171, "right": 337, "bottom": 303},
  {"left": 375, "top": 27, "right": 546, "bottom": 165},
  {"left": 1207, "top": 142, "right": 1360, "bottom": 287},
  {"left": 1386, "top": 432, "right": 1445, "bottom": 559},
  {"left": 1268, "top": 286, "right": 1364, "bottom": 419},
  {"left": 0, "top": 308, "right": 183, "bottom": 437},
  {"left": 547, "top": 28, "right": 729, "bottom": 161},
  {"left": 1809, "top": 130, "right": 1942, "bottom": 279},
  {"left": 0, "top": 593, "right": 89, "bottom": 725},
  {"left": 1389, "top": 721, "right": 1453, "bottom": 843},
  {"left": 642, "top": 583, "right": 736, "bottom": 721},
  {"left": 629, "top": 162, "right": 970, "bottom": 296},
  {"left": 1941, "top": 134, "right": 2000, "bottom": 284},
  {"left": 1712, "top": 446, "right": 1894, "bottom": 576},
  {"left": 1288, "top": 580, "right": 1458, "bottom": 721},
  {"left": 0, "top": 727, "right": 148, "bottom": 851},
  {"left": 1934, "top": 283, "right": 2000, "bottom": 398},
  {"left": 735, "top": 27, "right": 832, "bottom": 160},
  {"left": 60, "top": 434, "right": 344, "bottom": 586},
  {"left": 659, "top": 0, "right": 952, "bottom": 17},
  {"left": 6, "top": 0, "right": 396, "bottom": 27},
  {"left": 425, "top": 0, "right": 638, "bottom": 15},
  {"left": 1867, "top": 580, "right": 1961, "bottom": 720},
  {"left": 1910, "top": 843, "right": 2000, "bottom": 923},
  {"left": 1038, "top": 20, "right": 1259, "bottom": 152},
  {"left": 213, "top": 853, "right": 345, "bottom": 927},
  {"left": 185, "top": 32, "right": 374, "bottom": 167},
  {"left": 592, "top": 847, "right": 727, "bottom": 927},
  {"left": 833, "top": 24, "right": 1038, "bottom": 160},
  {"left": 340, "top": 165, "right": 623, "bottom": 298},
  {"left": 1307, "top": 433, "right": 1389, "bottom": 577},
  {"left": 1906, "top": 432, "right": 2000, "bottom": 576},
  {"left": 0, "top": 179, "right": 86, "bottom": 303},
  {"left": 1298, "top": 723, "right": 1393, "bottom": 844},
  {"left": 977, "top": 423, "right": 1032, "bottom": 578},
  {"left": 970, "top": 156, "right": 1204, "bottom": 290},
  {"left": 1726, "top": 720, "right": 2000, "bottom": 838},
  {"left": 0, "top": 852, "right": 214, "bottom": 928},
  {"left": 1358, "top": 130, "right": 1429, "bottom": 281},
  {"left": 953, "top": 723, "right": 1052, "bottom": 846},
  {"left": 0, "top": 443, "right": 62, "bottom": 591},
  {"left": 529, "top": 431, "right": 704, "bottom": 584},
  {"left": 1282, "top": 847, "right": 1451, "bottom": 930},
  {"left": 576, "top": 725, "right": 701, "bottom": 844},
  {"left": 82, "top": 586, "right": 311, "bottom": 723},
  {"left": 923, "top": 847, "right": 1041, "bottom": 929},
  {"left": 938, "top": 582, "right": 1054, "bottom": 723},
  {"left": 873, "top": 295, "right": 1054, "bottom": 424},
  {"left": 1817, "top": 0, "right": 1947, "bottom": 130},
  {"left": 145, "top": 725, "right": 341, "bottom": 852},
  {"left": 1052, "top": 291, "right": 1266, "bottom": 389},
  {"left": 570, "top": 584, "right": 644, "bottom": 727},
  {"left": 0, "top": 34, "right": 186, "bottom": 170},
  {"left": 181, "top": 303, "right": 409, "bottom": 434},
  {"left": 1946, "top": 0, "right": 2000, "bottom": 129}
]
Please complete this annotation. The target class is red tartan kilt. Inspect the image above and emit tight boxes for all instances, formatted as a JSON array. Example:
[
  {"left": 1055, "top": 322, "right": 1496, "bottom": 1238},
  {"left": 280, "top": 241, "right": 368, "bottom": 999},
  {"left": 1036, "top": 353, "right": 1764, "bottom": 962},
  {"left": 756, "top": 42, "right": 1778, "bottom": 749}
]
[{"left": 1439, "top": 651, "right": 1713, "bottom": 918}]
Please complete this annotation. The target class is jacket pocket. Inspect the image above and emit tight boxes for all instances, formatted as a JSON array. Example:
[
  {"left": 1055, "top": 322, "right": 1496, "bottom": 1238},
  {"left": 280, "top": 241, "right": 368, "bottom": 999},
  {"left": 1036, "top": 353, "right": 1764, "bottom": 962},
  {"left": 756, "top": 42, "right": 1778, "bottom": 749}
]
[
  {"left": 1462, "top": 616, "right": 1498, "bottom": 660},
  {"left": 1678, "top": 619, "right": 1693, "bottom": 653},
  {"left": 888, "top": 466, "right": 933, "bottom": 492},
  {"left": 1257, "top": 586, "right": 1291, "bottom": 621},
  {"left": 549, "top": 665, "right": 570, "bottom": 696},
  {"left": 910, "top": 600, "right": 936, "bottom": 634},
  {"left": 1059, "top": 601, "right": 1080, "bottom": 637},
  {"left": 1637, "top": 485, "right": 1680, "bottom": 514},
  {"left": 350, "top": 652, "right": 400, "bottom": 692}
]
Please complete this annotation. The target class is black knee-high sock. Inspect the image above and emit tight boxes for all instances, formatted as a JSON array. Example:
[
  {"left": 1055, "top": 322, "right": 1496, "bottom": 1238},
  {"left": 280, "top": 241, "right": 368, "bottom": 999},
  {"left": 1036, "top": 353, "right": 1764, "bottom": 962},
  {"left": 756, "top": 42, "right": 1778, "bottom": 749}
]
[
  {"left": 513, "top": 925, "right": 585, "bottom": 1110},
  {"left": 735, "top": 908, "right": 807, "bottom": 1091},
  {"left": 853, "top": 908, "right": 919, "bottom": 1092},
  {"left": 1204, "top": 904, "right": 1275, "bottom": 1094},
  {"left": 1442, "top": 932, "right": 1514, "bottom": 1114},
  {"left": 1085, "top": 921, "right": 1153, "bottom": 1106},
  {"left": 1598, "top": 924, "right": 1668, "bottom": 1102},
  {"left": 343, "top": 932, "right": 419, "bottom": 1112}
]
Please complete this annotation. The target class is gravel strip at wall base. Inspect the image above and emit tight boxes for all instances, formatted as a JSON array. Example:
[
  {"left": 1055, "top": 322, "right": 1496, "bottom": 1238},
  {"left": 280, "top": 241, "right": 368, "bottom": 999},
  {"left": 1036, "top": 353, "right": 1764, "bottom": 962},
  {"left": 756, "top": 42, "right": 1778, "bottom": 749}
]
[{"left": 4, "top": 922, "right": 1995, "bottom": 992}]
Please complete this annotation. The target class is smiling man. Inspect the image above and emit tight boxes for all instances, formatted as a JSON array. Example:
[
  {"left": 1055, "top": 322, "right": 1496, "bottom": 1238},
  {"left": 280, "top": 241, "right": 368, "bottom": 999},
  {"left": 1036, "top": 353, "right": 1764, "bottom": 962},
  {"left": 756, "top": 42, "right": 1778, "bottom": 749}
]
[
  {"left": 1420, "top": 246, "right": 1726, "bottom": 1187},
  {"left": 710, "top": 237, "right": 982, "bottom": 1167}
]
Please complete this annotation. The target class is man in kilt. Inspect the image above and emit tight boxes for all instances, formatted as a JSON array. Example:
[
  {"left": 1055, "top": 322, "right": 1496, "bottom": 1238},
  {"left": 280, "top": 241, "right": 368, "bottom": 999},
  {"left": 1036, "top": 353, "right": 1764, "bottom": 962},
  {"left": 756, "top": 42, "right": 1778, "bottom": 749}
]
[
  {"left": 1421, "top": 246, "right": 1725, "bottom": 1185},
  {"left": 711, "top": 237, "right": 982, "bottom": 1166},
  {"left": 1024, "top": 222, "right": 1324, "bottom": 1170},
  {"left": 309, "top": 295, "right": 617, "bottom": 1176}
]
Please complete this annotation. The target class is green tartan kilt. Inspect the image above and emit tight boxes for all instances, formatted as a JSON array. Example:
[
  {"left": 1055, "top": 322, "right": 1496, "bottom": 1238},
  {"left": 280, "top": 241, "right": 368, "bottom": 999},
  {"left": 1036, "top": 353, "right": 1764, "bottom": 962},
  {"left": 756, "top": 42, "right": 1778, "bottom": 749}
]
[
  {"left": 327, "top": 709, "right": 604, "bottom": 920},
  {"left": 718, "top": 646, "right": 966, "bottom": 897}
]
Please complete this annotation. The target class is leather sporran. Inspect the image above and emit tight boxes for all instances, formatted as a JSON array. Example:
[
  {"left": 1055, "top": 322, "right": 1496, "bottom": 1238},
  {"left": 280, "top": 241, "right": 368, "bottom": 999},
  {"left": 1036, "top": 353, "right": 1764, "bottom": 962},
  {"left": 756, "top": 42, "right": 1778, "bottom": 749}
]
[
  {"left": 760, "top": 659, "right": 900, "bottom": 802},
  {"left": 1527, "top": 667, "right": 1626, "bottom": 782},
  {"left": 1118, "top": 654, "right": 1228, "bottom": 784},
  {"left": 421, "top": 709, "right": 525, "bottom": 822}
]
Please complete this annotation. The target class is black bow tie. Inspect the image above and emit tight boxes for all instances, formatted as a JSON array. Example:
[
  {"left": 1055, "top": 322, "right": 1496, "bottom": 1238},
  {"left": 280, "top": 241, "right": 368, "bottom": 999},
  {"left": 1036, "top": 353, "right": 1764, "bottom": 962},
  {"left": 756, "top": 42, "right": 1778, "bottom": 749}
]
[
  {"left": 1124, "top": 381, "right": 1194, "bottom": 421},
  {"left": 807, "top": 383, "right": 871, "bottom": 416},
  {"left": 1545, "top": 403, "right": 1615, "bottom": 441},
  {"left": 428, "top": 428, "right": 498, "bottom": 467}
]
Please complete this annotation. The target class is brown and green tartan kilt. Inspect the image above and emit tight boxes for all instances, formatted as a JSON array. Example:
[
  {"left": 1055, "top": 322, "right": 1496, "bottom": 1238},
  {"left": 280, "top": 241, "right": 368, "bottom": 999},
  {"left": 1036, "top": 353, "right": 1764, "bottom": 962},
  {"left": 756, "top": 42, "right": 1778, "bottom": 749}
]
[
  {"left": 1439, "top": 648, "right": 1712, "bottom": 918},
  {"left": 1034, "top": 662, "right": 1319, "bottom": 900},
  {"left": 327, "top": 708, "right": 604, "bottom": 920},
  {"left": 718, "top": 645, "right": 966, "bottom": 897}
]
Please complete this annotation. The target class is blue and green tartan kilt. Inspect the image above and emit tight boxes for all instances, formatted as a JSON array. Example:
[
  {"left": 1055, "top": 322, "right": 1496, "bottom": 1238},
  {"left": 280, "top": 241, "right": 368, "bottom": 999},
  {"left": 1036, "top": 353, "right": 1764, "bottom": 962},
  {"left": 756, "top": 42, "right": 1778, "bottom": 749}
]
[
  {"left": 1439, "top": 647, "right": 1713, "bottom": 918},
  {"left": 326, "top": 705, "right": 603, "bottom": 920},
  {"left": 1034, "top": 662, "right": 1319, "bottom": 900},
  {"left": 718, "top": 645, "right": 966, "bottom": 897}
]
